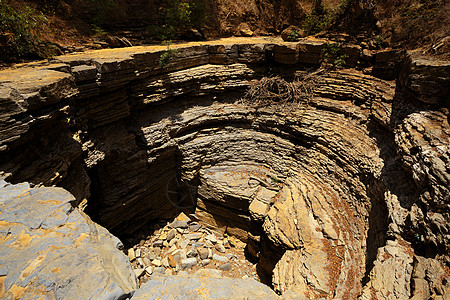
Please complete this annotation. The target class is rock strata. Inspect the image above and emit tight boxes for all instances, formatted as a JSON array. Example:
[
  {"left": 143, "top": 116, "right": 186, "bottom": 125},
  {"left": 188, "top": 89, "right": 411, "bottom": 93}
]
[{"left": 0, "top": 37, "right": 449, "bottom": 299}]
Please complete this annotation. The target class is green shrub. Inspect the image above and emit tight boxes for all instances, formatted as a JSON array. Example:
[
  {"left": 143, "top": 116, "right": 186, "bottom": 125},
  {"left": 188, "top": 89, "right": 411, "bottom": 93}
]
[
  {"left": 287, "top": 29, "right": 302, "bottom": 42},
  {"left": 322, "top": 42, "right": 348, "bottom": 67},
  {"left": 302, "top": 0, "right": 357, "bottom": 35},
  {"left": 159, "top": 41, "right": 178, "bottom": 68},
  {"left": 88, "top": 0, "right": 117, "bottom": 28},
  {"left": 149, "top": 0, "right": 208, "bottom": 40},
  {"left": 0, "top": 0, "right": 54, "bottom": 61}
]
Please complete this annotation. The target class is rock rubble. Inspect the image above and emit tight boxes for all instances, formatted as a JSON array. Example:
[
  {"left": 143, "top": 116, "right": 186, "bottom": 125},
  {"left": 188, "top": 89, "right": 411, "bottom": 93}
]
[{"left": 127, "top": 213, "right": 259, "bottom": 286}]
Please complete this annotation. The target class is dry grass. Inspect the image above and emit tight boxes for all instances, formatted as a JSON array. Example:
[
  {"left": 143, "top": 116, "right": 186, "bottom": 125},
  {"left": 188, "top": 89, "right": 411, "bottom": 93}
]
[{"left": 241, "top": 68, "right": 325, "bottom": 109}]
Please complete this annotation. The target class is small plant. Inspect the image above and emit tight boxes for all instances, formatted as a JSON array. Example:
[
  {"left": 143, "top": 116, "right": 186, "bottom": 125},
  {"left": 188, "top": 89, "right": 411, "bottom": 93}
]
[
  {"left": 159, "top": 41, "right": 178, "bottom": 68},
  {"left": 92, "top": 25, "right": 107, "bottom": 37},
  {"left": 373, "top": 35, "right": 384, "bottom": 49},
  {"left": 322, "top": 42, "right": 348, "bottom": 68},
  {"left": 270, "top": 175, "right": 281, "bottom": 184},
  {"left": 287, "top": 29, "right": 302, "bottom": 42}
]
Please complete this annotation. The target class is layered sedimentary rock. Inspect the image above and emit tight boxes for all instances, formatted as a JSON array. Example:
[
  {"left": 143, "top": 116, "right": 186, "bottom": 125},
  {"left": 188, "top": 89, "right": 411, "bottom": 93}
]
[{"left": 0, "top": 37, "right": 449, "bottom": 299}]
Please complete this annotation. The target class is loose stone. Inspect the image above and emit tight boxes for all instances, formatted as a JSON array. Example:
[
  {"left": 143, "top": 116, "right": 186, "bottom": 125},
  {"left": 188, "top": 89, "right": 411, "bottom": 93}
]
[
  {"left": 215, "top": 244, "right": 226, "bottom": 253},
  {"left": 134, "top": 268, "right": 145, "bottom": 278},
  {"left": 179, "top": 239, "right": 190, "bottom": 249},
  {"left": 168, "top": 238, "right": 177, "bottom": 247},
  {"left": 179, "top": 249, "right": 187, "bottom": 260},
  {"left": 137, "top": 257, "right": 144, "bottom": 267},
  {"left": 171, "top": 220, "right": 188, "bottom": 229},
  {"left": 189, "top": 214, "right": 199, "bottom": 221},
  {"left": 205, "top": 234, "right": 218, "bottom": 243},
  {"left": 147, "top": 251, "right": 156, "bottom": 260},
  {"left": 135, "top": 248, "right": 141, "bottom": 258},
  {"left": 189, "top": 224, "right": 202, "bottom": 232},
  {"left": 145, "top": 266, "right": 153, "bottom": 275},
  {"left": 184, "top": 233, "right": 202, "bottom": 240},
  {"left": 128, "top": 248, "right": 135, "bottom": 261},
  {"left": 162, "top": 257, "right": 170, "bottom": 268},
  {"left": 187, "top": 248, "right": 198, "bottom": 258},
  {"left": 167, "top": 244, "right": 178, "bottom": 254},
  {"left": 152, "top": 259, "right": 161, "bottom": 267},
  {"left": 153, "top": 240, "right": 163, "bottom": 247},
  {"left": 219, "top": 263, "right": 232, "bottom": 271},
  {"left": 181, "top": 258, "right": 197, "bottom": 270},
  {"left": 201, "top": 259, "right": 211, "bottom": 266},
  {"left": 168, "top": 254, "right": 177, "bottom": 268},
  {"left": 153, "top": 267, "right": 165, "bottom": 274},
  {"left": 167, "top": 229, "right": 176, "bottom": 241},
  {"left": 143, "top": 257, "right": 151, "bottom": 266},
  {"left": 197, "top": 248, "right": 209, "bottom": 260},
  {"left": 213, "top": 254, "right": 229, "bottom": 263}
]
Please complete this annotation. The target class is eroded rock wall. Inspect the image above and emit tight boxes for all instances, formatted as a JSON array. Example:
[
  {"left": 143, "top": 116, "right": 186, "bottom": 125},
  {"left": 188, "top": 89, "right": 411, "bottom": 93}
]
[{"left": 0, "top": 37, "right": 449, "bottom": 299}]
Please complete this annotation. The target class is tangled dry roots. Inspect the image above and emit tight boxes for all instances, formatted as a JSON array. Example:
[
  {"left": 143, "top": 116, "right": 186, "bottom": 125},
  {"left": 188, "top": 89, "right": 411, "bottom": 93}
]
[{"left": 241, "top": 68, "right": 325, "bottom": 108}]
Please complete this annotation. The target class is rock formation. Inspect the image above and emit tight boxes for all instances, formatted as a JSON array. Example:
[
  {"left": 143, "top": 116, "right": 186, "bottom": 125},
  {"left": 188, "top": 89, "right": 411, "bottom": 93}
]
[
  {"left": 0, "top": 179, "right": 137, "bottom": 299},
  {"left": 0, "top": 37, "right": 449, "bottom": 299}
]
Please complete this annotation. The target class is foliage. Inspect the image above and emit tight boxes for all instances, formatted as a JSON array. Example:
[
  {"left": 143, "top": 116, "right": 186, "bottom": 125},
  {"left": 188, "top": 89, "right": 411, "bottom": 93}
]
[
  {"left": 302, "top": 0, "right": 329, "bottom": 34},
  {"left": 287, "top": 29, "right": 302, "bottom": 42},
  {"left": 92, "top": 25, "right": 108, "bottom": 37},
  {"left": 302, "top": 0, "right": 357, "bottom": 35},
  {"left": 0, "top": 0, "right": 55, "bottom": 61},
  {"left": 88, "top": 0, "right": 117, "bottom": 28},
  {"left": 322, "top": 42, "right": 348, "bottom": 67},
  {"left": 373, "top": 35, "right": 384, "bottom": 49},
  {"left": 159, "top": 41, "right": 178, "bottom": 68},
  {"left": 149, "top": 0, "right": 208, "bottom": 40}
]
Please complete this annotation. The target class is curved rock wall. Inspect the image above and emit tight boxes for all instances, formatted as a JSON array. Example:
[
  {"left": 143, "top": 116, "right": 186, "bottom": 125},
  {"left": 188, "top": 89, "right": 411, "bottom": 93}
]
[{"left": 0, "top": 37, "right": 449, "bottom": 299}]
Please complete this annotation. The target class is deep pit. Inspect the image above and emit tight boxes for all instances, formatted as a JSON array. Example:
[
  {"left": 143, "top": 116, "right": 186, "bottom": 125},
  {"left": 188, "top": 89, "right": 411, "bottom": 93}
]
[{"left": 0, "top": 38, "right": 449, "bottom": 299}]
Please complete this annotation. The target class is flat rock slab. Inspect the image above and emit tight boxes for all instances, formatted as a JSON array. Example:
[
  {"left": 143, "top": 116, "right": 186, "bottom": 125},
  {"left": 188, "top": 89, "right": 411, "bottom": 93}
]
[
  {"left": 131, "top": 275, "right": 278, "bottom": 299},
  {"left": 0, "top": 180, "right": 137, "bottom": 299}
]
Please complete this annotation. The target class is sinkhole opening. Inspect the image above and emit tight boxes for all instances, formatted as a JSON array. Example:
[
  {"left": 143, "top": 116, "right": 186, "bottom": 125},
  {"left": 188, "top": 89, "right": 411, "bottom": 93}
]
[{"left": 80, "top": 72, "right": 396, "bottom": 296}]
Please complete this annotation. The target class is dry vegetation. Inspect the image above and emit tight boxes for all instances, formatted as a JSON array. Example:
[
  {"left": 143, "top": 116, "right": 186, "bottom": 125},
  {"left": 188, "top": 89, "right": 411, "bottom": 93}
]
[{"left": 241, "top": 69, "right": 325, "bottom": 109}]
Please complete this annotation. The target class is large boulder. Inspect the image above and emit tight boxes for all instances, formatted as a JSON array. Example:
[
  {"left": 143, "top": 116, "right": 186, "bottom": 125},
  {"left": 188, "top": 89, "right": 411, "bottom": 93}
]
[
  {"left": 132, "top": 273, "right": 278, "bottom": 299},
  {"left": 0, "top": 180, "right": 137, "bottom": 299}
]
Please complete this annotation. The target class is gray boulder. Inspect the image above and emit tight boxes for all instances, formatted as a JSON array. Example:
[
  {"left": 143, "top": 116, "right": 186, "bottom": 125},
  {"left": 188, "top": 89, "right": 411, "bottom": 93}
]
[
  {"left": 132, "top": 275, "right": 278, "bottom": 299},
  {"left": 0, "top": 180, "right": 137, "bottom": 299}
]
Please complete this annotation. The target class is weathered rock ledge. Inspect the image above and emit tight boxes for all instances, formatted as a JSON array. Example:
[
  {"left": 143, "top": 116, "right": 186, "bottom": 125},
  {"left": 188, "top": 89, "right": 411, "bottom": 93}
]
[{"left": 0, "top": 37, "right": 449, "bottom": 299}]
